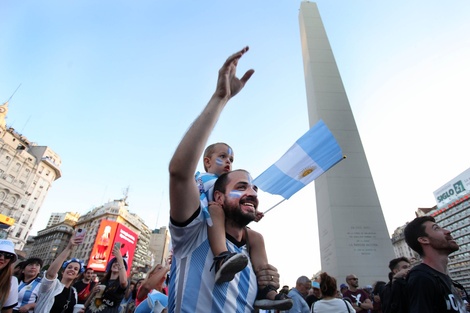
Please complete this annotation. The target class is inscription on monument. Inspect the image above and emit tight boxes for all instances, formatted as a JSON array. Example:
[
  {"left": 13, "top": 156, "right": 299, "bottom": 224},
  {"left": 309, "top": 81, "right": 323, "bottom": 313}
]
[{"left": 347, "top": 226, "right": 378, "bottom": 255}]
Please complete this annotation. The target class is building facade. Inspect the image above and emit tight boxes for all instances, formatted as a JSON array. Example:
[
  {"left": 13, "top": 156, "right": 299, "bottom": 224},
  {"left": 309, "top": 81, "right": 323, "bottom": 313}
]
[
  {"left": 0, "top": 101, "right": 61, "bottom": 249},
  {"left": 27, "top": 221, "right": 74, "bottom": 267},
  {"left": 299, "top": 2, "right": 395, "bottom": 283},
  {"left": 391, "top": 224, "right": 419, "bottom": 261},
  {"left": 47, "top": 212, "right": 80, "bottom": 228},
  {"left": 149, "top": 226, "right": 171, "bottom": 267},
  {"left": 73, "top": 198, "right": 152, "bottom": 274},
  {"left": 429, "top": 168, "right": 470, "bottom": 289}
]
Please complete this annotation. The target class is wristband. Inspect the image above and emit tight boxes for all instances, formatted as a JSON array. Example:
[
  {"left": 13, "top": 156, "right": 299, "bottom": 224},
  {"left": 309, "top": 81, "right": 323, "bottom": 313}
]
[{"left": 358, "top": 302, "right": 362, "bottom": 308}]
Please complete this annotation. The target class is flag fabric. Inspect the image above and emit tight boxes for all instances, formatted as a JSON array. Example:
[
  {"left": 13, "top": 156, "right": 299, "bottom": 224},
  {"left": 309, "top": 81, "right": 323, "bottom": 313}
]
[{"left": 253, "top": 120, "right": 343, "bottom": 199}]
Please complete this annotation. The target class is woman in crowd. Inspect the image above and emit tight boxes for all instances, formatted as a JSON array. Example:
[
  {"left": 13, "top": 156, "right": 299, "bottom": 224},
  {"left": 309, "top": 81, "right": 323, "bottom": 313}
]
[
  {"left": 371, "top": 281, "right": 386, "bottom": 313},
  {"left": 133, "top": 263, "right": 169, "bottom": 313},
  {"left": 35, "top": 233, "right": 85, "bottom": 313},
  {"left": 311, "top": 272, "right": 355, "bottom": 313},
  {"left": 119, "top": 280, "right": 136, "bottom": 313},
  {"left": 13, "top": 257, "right": 43, "bottom": 313},
  {"left": 0, "top": 239, "right": 19, "bottom": 313},
  {"left": 86, "top": 243, "right": 128, "bottom": 313}
]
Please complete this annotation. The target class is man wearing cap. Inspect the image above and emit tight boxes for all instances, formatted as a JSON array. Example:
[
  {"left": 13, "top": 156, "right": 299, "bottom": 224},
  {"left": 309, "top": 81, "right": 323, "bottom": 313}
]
[
  {"left": 340, "top": 283, "right": 349, "bottom": 296},
  {"left": 0, "top": 239, "right": 19, "bottom": 312},
  {"left": 13, "top": 257, "right": 43, "bottom": 313},
  {"left": 306, "top": 281, "right": 321, "bottom": 309}
]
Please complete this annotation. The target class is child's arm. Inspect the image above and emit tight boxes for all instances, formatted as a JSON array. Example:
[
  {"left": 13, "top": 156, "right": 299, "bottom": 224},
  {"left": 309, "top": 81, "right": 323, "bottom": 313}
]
[{"left": 254, "top": 210, "right": 264, "bottom": 222}]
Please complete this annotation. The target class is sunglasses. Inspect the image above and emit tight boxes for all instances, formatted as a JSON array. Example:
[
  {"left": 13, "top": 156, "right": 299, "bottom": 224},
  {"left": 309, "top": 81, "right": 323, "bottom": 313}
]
[{"left": 0, "top": 251, "right": 15, "bottom": 259}]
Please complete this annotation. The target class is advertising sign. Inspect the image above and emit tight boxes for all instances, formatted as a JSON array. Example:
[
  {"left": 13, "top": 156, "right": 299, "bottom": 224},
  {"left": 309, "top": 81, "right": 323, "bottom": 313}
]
[
  {"left": 0, "top": 213, "right": 15, "bottom": 226},
  {"left": 433, "top": 167, "right": 470, "bottom": 210},
  {"left": 88, "top": 220, "right": 138, "bottom": 275}
]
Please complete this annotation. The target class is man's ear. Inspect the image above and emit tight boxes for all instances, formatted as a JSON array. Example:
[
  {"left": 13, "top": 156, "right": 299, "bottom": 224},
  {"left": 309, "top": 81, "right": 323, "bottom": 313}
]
[
  {"left": 213, "top": 190, "right": 224, "bottom": 203},
  {"left": 417, "top": 236, "right": 429, "bottom": 245}
]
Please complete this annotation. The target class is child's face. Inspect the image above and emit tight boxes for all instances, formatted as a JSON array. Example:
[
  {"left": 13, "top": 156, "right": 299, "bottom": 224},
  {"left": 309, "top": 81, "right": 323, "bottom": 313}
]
[{"left": 205, "top": 144, "right": 234, "bottom": 176}]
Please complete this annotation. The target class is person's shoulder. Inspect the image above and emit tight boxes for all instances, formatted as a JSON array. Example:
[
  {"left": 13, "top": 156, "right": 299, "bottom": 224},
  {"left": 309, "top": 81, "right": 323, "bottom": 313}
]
[
  {"left": 10, "top": 275, "right": 18, "bottom": 288},
  {"left": 195, "top": 171, "right": 218, "bottom": 181},
  {"left": 408, "top": 263, "right": 438, "bottom": 279}
]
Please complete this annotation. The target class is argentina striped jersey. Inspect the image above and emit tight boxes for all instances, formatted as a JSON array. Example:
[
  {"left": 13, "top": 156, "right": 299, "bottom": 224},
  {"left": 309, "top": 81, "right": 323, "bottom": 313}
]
[
  {"left": 15, "top": 277, "right": 42, "bottom": 312},
  {"left": 168, "top": 207, "right": 257, "bottom": 312},
  {"left": 195, "top": 171, "right": 218, "bottom": 226}
]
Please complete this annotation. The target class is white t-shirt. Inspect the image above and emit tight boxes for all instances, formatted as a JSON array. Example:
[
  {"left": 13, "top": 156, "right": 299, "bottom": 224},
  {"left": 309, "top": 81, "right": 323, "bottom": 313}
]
[
  {"left": 312, "top": 298, "right": 355, "bottom": 313},
  {"left": 1, "top": 276, "right": 19, "bottom": 309}
]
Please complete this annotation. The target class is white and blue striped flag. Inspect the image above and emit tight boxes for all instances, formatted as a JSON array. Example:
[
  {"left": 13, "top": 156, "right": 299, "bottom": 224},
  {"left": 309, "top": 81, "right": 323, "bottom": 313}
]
[{"left": 254, "top": 120, "right": 344, "bottom": 200}]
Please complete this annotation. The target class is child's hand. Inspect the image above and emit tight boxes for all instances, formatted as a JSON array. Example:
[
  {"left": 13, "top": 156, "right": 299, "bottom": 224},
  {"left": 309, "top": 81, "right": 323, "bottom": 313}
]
[
  {"left": 254, "top": 211, "right": 264, "bottom": 222},
  {"left": 208, "top": 201, "right": 223, "bottom": 210}
]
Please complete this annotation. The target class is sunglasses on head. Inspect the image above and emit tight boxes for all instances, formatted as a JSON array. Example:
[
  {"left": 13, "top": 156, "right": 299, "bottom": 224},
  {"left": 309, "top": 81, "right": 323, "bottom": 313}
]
[{"left": 0, "top": 251, "right": 14, "bottom": 259}]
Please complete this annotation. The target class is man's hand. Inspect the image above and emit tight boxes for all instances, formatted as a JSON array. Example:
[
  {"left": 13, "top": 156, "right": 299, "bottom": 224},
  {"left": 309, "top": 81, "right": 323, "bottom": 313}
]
[
  {"left": 214, "top": 46, "right": 254, "bottom": 100},
  {"left": 255, "top": 264, "right": 280, "bottom": 290},
  {"left": 393, "top": 268, "right": 410, "bottom": 281}
]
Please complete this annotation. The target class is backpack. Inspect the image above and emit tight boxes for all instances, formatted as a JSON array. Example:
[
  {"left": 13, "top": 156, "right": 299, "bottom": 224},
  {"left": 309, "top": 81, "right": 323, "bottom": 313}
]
[{"left": 380, "top": 265, "right": 469, "bottom": 313}]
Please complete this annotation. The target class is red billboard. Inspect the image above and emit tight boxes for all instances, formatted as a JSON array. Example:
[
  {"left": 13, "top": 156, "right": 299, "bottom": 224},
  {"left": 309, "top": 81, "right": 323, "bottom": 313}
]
[{"left": 88, "top": 220, "right": 138, "bottom": 275}]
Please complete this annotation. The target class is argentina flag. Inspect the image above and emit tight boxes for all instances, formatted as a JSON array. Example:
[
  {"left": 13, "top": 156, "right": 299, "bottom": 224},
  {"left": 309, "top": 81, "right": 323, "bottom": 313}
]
[{"left": 254, "top": 120, "right": 343, "bottom": 199}]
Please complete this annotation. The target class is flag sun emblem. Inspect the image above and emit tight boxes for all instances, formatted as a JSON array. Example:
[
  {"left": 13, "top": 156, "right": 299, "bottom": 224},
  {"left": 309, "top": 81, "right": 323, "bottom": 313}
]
[{"left": 299, "top": 166, "right": 316, "bottom": 179}]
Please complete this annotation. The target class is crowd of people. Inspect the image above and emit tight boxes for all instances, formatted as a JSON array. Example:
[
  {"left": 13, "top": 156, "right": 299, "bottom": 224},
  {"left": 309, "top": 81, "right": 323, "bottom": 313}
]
[
  {"left": 0, "top": 234, "right": 169, "bottom": 313},
  {"left": 1, "top": 48, "right": 469, "bottom": 313}
]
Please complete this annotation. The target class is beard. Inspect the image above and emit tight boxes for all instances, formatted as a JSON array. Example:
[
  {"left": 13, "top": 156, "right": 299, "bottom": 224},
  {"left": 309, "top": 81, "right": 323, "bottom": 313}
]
[
  {"left": 429, "top": 236, "right": 459, "bottom": 254},
  {"left": 223, "top": 199, "right": 256, "bottom": 227}
]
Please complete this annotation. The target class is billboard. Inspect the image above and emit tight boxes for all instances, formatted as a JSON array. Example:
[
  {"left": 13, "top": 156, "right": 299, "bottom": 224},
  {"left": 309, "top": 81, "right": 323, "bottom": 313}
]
[
  {"left": 88, "top": 220, "right": 138, "bottom": 275},
  {"left": 0, "top": 213, "right": 15, "bottom": 226},
  {"left": 433, "top": 167, "right": 470, "bottom": 210}
]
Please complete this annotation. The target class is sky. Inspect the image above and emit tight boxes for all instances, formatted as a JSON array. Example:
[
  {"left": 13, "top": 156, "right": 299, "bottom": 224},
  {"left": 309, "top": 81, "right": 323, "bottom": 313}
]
[{"left": 1, "top": 0, "right": 470, "bottom": 287}]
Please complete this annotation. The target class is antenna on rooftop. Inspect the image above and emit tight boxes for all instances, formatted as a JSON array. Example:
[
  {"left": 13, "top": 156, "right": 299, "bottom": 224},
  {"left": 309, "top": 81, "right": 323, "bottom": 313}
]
[
  {"left": 4, "top": 84, "right": 22, "bottom": 104},
  {"left": 123, "top": 186, "right": 130, "bottom": 202}
]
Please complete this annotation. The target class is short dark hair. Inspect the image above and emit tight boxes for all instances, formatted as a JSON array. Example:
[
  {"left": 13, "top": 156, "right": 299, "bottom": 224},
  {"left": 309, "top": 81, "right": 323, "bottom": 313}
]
[
  {"left": 319, "top": 272, "right": 337, "bottom": 297},
  {"left": 213, "top": 169, "right": 248, "bottom": 195},
  {"left": 404, "top": 216, "right": 435, "bottom": 256},
  {"left": 388, "top": 257, "right": 410, "bottom": 272}
]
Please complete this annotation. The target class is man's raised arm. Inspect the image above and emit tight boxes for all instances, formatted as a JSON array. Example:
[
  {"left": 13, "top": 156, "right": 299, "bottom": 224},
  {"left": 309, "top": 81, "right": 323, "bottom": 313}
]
[{"left": 169, "top": 47, "right": 254, "bottom": 223}]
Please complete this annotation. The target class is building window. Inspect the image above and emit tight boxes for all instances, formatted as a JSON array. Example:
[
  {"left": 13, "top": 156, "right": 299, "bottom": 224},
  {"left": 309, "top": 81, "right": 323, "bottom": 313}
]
[
  {"left": 2, "top": 155, "right": 11, "bottom": 165},
  {"left": 22, "top": 168, "right": 31, "bottom": 178}
]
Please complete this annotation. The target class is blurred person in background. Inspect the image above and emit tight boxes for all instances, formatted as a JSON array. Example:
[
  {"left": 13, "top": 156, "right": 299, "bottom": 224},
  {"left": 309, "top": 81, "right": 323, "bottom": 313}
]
[
  {"left": 311, "top": 272, "right": 354, "bottom": 313},
  {"left": 13, "top": 257, "right": 43, "bottom": 313},
  {"left": 0, "top": 239, "right": 18, "bottom": 313}
]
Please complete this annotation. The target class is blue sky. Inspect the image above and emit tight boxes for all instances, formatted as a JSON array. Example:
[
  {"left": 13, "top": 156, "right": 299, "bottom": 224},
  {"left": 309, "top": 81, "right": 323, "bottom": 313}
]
[{"left": 2, "top": 0, "right": 470, "bottom": 286}]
